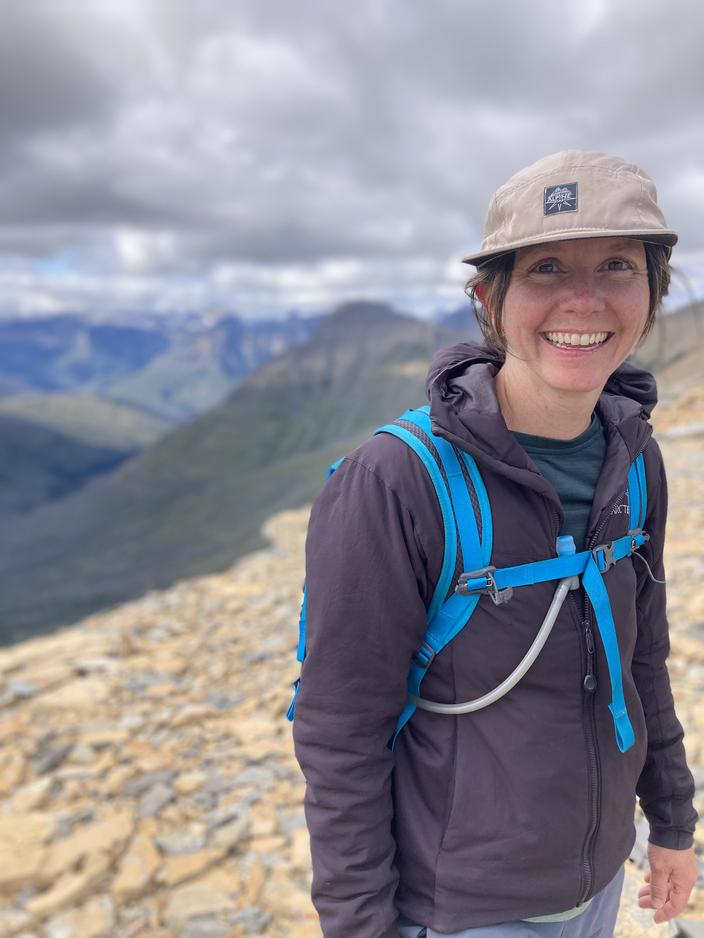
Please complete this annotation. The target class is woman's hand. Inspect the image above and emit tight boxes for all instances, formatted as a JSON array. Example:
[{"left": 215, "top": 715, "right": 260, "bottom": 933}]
[{"left": 637, "top": 843, "right": 698, "bottom": 923}]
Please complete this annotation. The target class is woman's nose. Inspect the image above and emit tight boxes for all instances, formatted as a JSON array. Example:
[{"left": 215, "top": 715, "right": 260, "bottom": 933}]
[{"left": 558, "top": 270, "right": 606, "bottom": 312}]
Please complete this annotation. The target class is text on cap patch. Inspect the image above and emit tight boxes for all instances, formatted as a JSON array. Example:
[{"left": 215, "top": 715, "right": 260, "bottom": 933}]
[{"left": 544, "top": 183, "right": 578, "bottom": 215}]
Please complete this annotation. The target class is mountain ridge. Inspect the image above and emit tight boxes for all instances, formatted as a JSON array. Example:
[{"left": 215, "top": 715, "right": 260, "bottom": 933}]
[{"left": 0, "top": 302, "right": 464, "bottom": 643}]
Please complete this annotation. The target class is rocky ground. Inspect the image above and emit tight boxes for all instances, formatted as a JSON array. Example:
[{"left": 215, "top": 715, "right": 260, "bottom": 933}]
[{"left": 0, "top": 387, "right": 703, "bottom": 938}]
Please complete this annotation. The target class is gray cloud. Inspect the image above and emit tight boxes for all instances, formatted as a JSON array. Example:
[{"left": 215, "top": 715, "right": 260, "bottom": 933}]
[
  {"left": 0, "top": 0, "right": 702, "bottom": 318},
  {"left": 0, "top": 4, "right": 115, "bottom": 144}
]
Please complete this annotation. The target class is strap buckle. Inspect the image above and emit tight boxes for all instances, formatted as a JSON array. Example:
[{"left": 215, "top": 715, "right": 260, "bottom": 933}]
[
  {"left": 456, "top": 566, "right": 513, "bottom": 606},
  {"left": 627, "top": 528, "right": 650, "bottom": 552},
  {"left": 413, "top": 641, "right": 436, "bottom": 669},
  {"left": 592, "top": 542, "right": 615, "bottom": 572}
]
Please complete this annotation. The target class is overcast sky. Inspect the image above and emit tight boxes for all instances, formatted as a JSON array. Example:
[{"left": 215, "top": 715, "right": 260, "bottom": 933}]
[{"left": 1, "top": 0, "right": 703, "bottom": 321}]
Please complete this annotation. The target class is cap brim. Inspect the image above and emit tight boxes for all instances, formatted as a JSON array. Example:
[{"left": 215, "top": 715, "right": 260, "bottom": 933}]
[{"left": 462, "top": 228, "right": 678, "bottom": 266}]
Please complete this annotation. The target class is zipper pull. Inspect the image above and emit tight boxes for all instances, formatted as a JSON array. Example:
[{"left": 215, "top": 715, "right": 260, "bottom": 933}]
[{"left": 583, "top": 626, "right": 596, "bottom": 692}]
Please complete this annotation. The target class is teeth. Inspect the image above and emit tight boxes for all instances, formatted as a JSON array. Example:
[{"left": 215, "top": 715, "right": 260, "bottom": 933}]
[{"left": 544, "top": 331, "right": 609, "bottom": 347}]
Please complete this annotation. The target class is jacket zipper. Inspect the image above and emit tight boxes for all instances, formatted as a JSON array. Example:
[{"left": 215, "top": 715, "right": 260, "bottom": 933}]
[
  {"left": 546, "top": 502, "right": 596, "bottom": 905},
  {"left": 546, "top": 501, "right": 595, "bottom": 905},
  {"left": 576, "top": 446, "right": 646, "bottom": 903},
  {"left": 576, "top": 597, "right": 600, "bottom": 904}
]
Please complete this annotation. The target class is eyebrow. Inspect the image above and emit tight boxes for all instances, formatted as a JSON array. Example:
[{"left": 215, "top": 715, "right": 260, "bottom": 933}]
[
  {"left": 603, "top": 238, "right": 643, "bottom": 250},
  {"left": 519, "top": 238, "right": 645, "bottom": 260}
]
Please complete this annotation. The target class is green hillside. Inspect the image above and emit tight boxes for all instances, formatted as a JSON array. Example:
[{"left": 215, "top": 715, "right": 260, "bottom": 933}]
[
  {"left": 0, "top": 303, "right": 464, "bottom": 644},
  {"left": 0, "top": 392, "right": 172, "bottom": 450},
  {"left": 631, "top": 300, "right": 704, "bottom": 398},
  {"left": 0, "top": 415, "right": 132, "bottom": 517}
]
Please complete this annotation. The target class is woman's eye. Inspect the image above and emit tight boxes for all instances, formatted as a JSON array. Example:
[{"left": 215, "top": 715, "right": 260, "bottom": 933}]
[
  {"left": 603, "top": 258, "right": 632, "bottom": 271},
  {"left": 531, "top": 261, "right": 559, "bottom": 274}
]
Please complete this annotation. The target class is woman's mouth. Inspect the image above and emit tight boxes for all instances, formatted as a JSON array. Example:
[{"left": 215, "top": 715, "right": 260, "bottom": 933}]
[{"left": 541, "top": 331, "right": 613, "bottom": 351}]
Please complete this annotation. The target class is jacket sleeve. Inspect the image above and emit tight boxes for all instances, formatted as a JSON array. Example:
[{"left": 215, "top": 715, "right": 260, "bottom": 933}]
[
  {"left": 631, "top": 438, "right": 698, "bottom": 849},
  {"left": 292, "top": 444, "right": 434, "bottom": 938}
]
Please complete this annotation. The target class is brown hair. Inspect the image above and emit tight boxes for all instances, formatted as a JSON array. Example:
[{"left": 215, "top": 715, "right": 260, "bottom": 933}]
[{"left": 464, "top": 241, "right": 671, "bottom": 357}]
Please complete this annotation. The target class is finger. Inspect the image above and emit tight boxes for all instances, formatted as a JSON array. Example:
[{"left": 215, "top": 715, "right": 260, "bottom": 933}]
[
  {"left": 648, "top": 870, "right": 669, "bottom": 910},
  {"left": 660, "top": 882, "right": 691, "bottom": 919},
  {"left": 653, "top": 898, "right": 681, "bottom": 924},
  {"left": 653, "top": 886, "right": 689, "bottom": 924}
]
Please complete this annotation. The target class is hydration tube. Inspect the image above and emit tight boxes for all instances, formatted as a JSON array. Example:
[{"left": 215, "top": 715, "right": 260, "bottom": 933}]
[{"left": 410, "top": 535, "right": 580, "bottom": 715}]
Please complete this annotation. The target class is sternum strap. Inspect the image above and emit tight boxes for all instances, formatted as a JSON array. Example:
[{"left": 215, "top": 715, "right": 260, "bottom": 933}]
[{"left": 462, "top": 531, "right": 648, "bottom": 753}]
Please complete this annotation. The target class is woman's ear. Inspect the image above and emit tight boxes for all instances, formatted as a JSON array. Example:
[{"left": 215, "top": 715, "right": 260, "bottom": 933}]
[{"left": 474, "top": 283, "right": 488, "bottom": 307}]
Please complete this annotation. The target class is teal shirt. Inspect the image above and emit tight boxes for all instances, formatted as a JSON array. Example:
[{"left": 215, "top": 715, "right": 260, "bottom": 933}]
[{"left": 512, "top": 411, "right": 606, "bottom": 552}]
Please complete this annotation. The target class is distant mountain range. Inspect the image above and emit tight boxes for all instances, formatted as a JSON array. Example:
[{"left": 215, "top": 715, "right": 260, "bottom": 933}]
[
  {"left": 0, "top": 312, "right": 321, "bottom": 524},
  {"left": 0, "top": 313, "right": 321, "bottom": 417}
]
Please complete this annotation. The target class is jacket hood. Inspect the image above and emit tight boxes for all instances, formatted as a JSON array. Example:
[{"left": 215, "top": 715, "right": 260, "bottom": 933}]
[
  {"left": 425, "top": 343, "right": 656, "bottom": 498},
  {"left": 602, "top": 358, "right": 658, "bottom": 418},
  {"left": 426, "top": 342, "right": 658, "bottom": 417}
]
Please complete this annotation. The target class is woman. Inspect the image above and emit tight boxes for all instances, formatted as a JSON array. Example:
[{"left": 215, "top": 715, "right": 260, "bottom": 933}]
[{"left": 292, "top": 151, "right": 698, "bottom": 937}]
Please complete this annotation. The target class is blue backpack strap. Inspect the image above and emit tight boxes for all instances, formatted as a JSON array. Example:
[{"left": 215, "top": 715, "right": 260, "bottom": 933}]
[
  {"left": 374, "top": 408, "right": 458, "bottom": 622},
  {"left": 628, "top": 452, "right": 647, "bottom": 531},
  {"left": 460, "top": 532, "right": 648, "bottom": 594},
  {"left": 396, "top": 408, "right": 490, "bottom": 573},
  {"left": 286, "top": 581, "right": 308, "bottom": 721},
  {"left": 581, "top": 450, "right": 648, "bottom": 755},
  {"left": 375, "top": 406, "right": 492, "bottom": 747},
  {"left": 588, "top": 449, "right": 646, "bottom": 752},
  {"left": 591, "top": 448, "right": 645, "bottom": 751},
  {"left": 295, "top": 586, "right": 307, "bottom": 663},
  {"left": 582, "top": 554, "right": 634, "bottom": 752}
]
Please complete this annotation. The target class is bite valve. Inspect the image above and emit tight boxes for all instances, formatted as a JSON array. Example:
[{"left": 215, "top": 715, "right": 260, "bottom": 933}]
[{"left": 556, "top": 535, "right": 580, "bottom": 590}]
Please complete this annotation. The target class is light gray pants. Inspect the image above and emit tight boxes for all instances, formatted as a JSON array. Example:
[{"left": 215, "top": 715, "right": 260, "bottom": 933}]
[{"left": 397, "top": 865, "right": 624, "bottom": 938}]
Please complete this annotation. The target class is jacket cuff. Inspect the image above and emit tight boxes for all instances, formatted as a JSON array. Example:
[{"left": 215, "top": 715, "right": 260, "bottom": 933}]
[{"left": 648, "top": 827, "right": 695, "bottom": 850}]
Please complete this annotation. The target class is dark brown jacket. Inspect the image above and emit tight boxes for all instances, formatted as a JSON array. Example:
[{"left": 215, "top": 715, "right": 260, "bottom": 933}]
[{"left": 292, "top": 344, "right": 697, "bottom": 937}]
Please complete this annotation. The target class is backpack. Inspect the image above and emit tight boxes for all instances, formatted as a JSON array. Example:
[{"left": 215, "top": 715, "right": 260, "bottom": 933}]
[{"left": 287, "top": 405, "right": 651, "bottom": 755}]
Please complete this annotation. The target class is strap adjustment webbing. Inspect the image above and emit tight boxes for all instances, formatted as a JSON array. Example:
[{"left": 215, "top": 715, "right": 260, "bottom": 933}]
[
  {"left": 458, "top": 532, "right": 648, "bottom": 596},
  {"left": 413, "top": 641, "right": 436, "bottom": 669},
  {"left": 454, "top": 530, "right": 649, "bottom": 753}
]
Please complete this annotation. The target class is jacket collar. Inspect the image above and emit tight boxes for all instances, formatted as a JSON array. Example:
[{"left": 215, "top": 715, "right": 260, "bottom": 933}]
[{"left": 426, "top": 343, "right": 655, "bottom": 512}]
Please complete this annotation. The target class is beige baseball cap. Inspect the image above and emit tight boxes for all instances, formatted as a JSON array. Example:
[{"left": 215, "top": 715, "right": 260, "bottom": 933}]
[{"left": 462, "top": 149, "right": 677, "bottom": 266}]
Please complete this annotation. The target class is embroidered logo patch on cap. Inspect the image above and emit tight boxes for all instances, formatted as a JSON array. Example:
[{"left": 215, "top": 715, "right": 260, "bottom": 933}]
[{"left": 544, "top": 183, "right": 578, "bottom": 215}]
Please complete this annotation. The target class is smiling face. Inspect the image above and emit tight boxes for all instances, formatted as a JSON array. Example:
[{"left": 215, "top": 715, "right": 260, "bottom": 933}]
[{"left": 494, "top": 237, "right": 651, "bottom": 401}]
